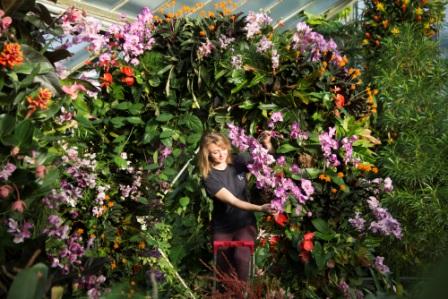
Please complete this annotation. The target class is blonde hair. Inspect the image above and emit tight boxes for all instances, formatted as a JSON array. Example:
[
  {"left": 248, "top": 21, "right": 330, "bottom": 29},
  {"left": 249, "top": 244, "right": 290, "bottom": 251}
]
[{"left": 198, "top": 132, "right": 232, "bottom": 178}]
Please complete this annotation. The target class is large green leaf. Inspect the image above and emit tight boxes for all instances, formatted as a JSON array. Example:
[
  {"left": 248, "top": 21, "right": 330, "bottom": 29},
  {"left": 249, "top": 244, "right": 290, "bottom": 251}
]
[
  {"left": 184, "top": 113, "right": 203, "bottom": 132},
  {"left": 143, "top": 124, "right": 158, "bottom": 144},
  {"left": 14, "top": 119, "right": 34, "bottom": 146},
  {"left": 0, "top": 114, "right": 15, "bottom": 137},
  {"left": 312, "top": 218, "right": 331, "bottom": 234}
]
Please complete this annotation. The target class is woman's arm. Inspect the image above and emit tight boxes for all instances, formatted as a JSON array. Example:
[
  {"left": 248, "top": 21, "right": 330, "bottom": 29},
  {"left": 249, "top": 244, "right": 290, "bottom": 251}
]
[{"left": 214, "top": 187, "right": 273, "bottom": 213}]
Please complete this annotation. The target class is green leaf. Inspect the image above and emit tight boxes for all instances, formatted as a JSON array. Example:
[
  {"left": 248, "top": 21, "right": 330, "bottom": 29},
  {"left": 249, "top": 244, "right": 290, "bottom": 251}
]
[
  {"left": 231, "top": 79, "right": 248, "bottom": 94},
  {"left": 7, "top": 263, "right": 48, "bottom": 299},
  {"left": 215, "top": 69, "right": 227, "bottom": 80},
  {"left": 331, "top": 175, "right": 344, "bottom": 185},
  {"left": 143, "top": 124, "right": 158, "bottom": 144},
  {"left": 160, "top": 128, "right": 174, "bottom": 139},
  {"left": 277, "top": 144, "right": 298, "bottom": 154},
  {"left": 14, "top": 119, "right": 34, "bottom": 146},
  {"left": 239, "top": 100, "right": 255, "bottom": 110},
  {"left": 179, "top": 196, "right": 190, "bottom": 207},
  {"left": 13, "top": 62, "right": 33, "bottom": 74},
  {"left": 0, "top": 114, "right": 15, "bottom": 137},
  {"left": 314, "top": 231, "right": 336, "bottom": 241},
  {"left": 73, "top": 98, "right": 90, "bottom": 113},
  {"left": 112, "top": 102, "right": 130, "bottom": 110},
  {"left": 311, "top": 242, "right": 326, "bottom": 271},
  {"left": 113, "top": 155, "right": 128, "bottom": 169},
  {"left": 111, "top": 117, "right": 126, "bottom": 128},
  {"left": 156, "top": 113, "right": 174, "bottom": 122},
  {"left": 128, "top": 103, "right": 144, "bottom": 115},
  {"left": 304, "top": 168, "right": 320, "bottom": 179},
  {"left": 312, "top": 218, "right": 331, "bottom": 234},
  {"left": 127, "top": 116, "right": 143, "bottom": 125},
  {"left": 258, "top": 103, "right": 278, "bottom": 110},
  {"left": 185, "top": 113, "right": 203, "bottom": 132}
]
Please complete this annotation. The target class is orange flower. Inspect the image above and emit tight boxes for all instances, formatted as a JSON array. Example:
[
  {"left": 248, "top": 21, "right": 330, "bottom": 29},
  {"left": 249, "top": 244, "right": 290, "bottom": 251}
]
[
  {"left": 138, "top": 241, "right": 146, "bottom": 249},
  {"left": 27, "top": 88, "right": 52, "bottom": 117},
  {"left": 331, "top": 188, "right": 337, "bottom": 193},
  {"left": 319, "top": 174, "right": 331, "bottom": 182},
  {"left": 0, "top": 43, "right": 24, "bottom": 69},
  {"left": 337, "top": 172, "right": 344, "bottom": 178},
  {"left": 335, "top": 94, "right": 345, "bottom": 109},
  {"left": 199, "top": 30, "right": 206, "bottom": 37}
]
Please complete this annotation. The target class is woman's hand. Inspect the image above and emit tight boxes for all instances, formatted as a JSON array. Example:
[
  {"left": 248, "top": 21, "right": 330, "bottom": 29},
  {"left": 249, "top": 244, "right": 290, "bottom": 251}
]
[{"left": 260, "top": 203, "right": 275, "bottom": 214}]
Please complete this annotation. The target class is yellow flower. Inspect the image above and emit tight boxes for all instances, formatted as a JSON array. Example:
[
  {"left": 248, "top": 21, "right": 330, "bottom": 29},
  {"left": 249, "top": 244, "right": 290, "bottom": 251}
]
[
  {"left": 362, "top": 39, "right": 369, "bottom": 45},
  {"left": 415, "top": 7, "right": 423, "bottom": 16},
  {"left": 376, "top": 2, "right": 385, "bottom": 12},
  {"left": 391, "top": 27, "right": 400, "bottom": 35}
]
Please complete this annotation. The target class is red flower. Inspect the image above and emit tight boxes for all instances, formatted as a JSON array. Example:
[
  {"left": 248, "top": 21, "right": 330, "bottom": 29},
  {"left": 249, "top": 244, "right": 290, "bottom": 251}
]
[
  {"left": 101, "top": 72, "right": 113, "bottom": 88},
  {"left": 298, "top": 231, "right": 315, "bottom": 263},
  {"left": 301, "top": 239, "right": 314, "bottom": 252},
  {"left": 121, "top": 76, "right": 135, "bottom": 86},
  {"left": 120, "top": 66, "right": 134, "bottom": 77},
  {"left": 274, "top": 213, "right": 288, "bottom": 227},
  {"left": 303, "top": 232, "right": 315, "bottom": 241}
]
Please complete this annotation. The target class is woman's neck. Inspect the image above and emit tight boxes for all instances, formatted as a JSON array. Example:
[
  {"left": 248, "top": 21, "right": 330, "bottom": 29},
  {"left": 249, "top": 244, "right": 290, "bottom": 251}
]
[{"left": 212, "top": 162, "right": 227, "bottom": 170}]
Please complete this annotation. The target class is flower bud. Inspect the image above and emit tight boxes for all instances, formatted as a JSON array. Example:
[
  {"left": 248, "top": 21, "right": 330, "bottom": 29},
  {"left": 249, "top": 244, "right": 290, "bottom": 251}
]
[
  {"left": 35, "top": 165, "right": 46, "bottom": 178},
  {"left": 11, "top": 199, "right": 26, "bottom": 213},
  {"left": 0, "top": 185, "right": 13, "bottom": 198}
]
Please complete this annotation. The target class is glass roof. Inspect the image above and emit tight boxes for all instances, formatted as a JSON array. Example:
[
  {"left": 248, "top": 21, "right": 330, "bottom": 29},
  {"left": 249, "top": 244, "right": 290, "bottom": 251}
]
[{"left": 37, "top": 0, "right": 360, "bottom": 72}]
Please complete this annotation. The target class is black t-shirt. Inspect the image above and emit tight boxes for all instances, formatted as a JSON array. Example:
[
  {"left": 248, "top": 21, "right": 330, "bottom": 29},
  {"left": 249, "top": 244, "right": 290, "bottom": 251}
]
[{"left": 203, "top": 153, "right": 256, "bottom": 233}]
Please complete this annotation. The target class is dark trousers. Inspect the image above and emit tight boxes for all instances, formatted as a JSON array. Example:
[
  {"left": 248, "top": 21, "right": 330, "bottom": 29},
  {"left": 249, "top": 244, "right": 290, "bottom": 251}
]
[{"left": 213, "top": 225, "right": 256, "bottom": 281}]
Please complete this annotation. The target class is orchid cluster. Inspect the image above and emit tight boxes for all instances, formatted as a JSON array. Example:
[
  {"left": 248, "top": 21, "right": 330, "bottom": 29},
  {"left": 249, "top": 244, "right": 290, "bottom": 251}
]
[
  {"left": 292, "top": 22, "right": 343, "bottom": 65},
  {"left": 244, "top": 11, "right": 272, "bottom": 39},
  {"left": 60, "top": 7, "right": 155, "bottom": 65},
  {"left": 77, "top": 274, "right": 107, "bottom": 299},
  {"left": 319, "top": 127, "right": 359, "bottom": 167},
  {"left": 227, "top": 118, "right": 315, "bottom": 214}
]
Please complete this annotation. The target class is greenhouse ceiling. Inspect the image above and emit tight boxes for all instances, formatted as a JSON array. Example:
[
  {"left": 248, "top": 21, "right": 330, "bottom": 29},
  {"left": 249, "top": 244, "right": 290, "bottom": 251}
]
[{"left": 37, "top": 0, "right": 360, "bottom": 72}]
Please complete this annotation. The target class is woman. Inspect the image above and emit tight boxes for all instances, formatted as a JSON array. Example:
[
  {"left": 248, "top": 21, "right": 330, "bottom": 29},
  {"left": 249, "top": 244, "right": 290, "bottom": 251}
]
[{"left": 198, "top": 132, "right": 273, "bottom": 282}]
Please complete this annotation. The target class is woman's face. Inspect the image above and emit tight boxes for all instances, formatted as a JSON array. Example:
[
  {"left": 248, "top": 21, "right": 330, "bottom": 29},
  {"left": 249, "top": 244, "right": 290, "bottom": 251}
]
[{"left": 208, "top": 143, "right": 228, "bottom": 165}]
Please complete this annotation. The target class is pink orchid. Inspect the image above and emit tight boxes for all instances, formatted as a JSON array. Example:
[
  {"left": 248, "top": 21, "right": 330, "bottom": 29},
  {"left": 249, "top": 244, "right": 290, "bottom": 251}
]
[{"left": 62, "top": 83, "right": 87, "bottom": 100}]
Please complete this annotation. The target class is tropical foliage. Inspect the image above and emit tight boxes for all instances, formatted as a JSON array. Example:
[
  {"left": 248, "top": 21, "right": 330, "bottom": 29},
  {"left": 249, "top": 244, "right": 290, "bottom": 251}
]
[{"left": 0, "top": 0, "right": 445, "bottom": 298}]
